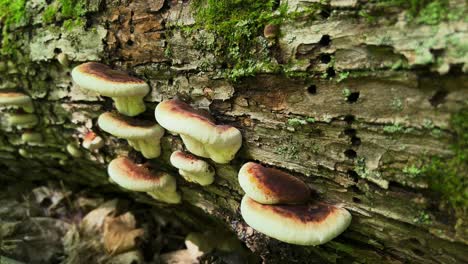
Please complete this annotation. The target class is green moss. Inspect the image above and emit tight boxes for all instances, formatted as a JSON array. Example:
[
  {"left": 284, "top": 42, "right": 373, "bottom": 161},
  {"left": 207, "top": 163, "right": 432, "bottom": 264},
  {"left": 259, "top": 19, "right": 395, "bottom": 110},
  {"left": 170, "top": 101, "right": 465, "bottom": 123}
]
[
  {"left": 337, "top": 72, "right": 350, "bottom": 83},
  {"left": 383, "top": 123, "right": 413, "bottom": 134},
  {"left": 342, "top": 88, "right": 351, "bottom": 100},
  {"left": 423, "top": 108, "right": 468, "bottom": 211},
  {"left": 191, "top": 0, "right": 288, "bottom": 81},
  {"left": 42, "top": 4, "right": 58, "bottom": 23},
  {"left": 377, "top": 0, "right": 465, "bottom": 25},
  {"left": 0, "top": 0, "right": 27, "bottom": 55},
  {"left": 403, "top": 165, "right": 422, "bottom": 177},
  {"left": 42, "top": 0, "right": 86, "bottom": 27}
]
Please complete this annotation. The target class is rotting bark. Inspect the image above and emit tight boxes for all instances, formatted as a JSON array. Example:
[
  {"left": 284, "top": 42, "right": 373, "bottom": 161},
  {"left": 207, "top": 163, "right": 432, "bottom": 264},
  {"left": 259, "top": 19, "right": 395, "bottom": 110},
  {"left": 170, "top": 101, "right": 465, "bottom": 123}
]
[{"left": 1, "top": 0, "right": 467, "bottom": 263}]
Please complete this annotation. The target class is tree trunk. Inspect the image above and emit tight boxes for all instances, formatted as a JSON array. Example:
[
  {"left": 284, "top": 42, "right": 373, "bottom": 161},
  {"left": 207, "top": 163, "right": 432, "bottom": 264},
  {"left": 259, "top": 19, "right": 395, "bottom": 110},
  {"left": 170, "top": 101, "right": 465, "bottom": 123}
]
[{"left": 1, "top": 0, "right": 467, "bottom": 263}]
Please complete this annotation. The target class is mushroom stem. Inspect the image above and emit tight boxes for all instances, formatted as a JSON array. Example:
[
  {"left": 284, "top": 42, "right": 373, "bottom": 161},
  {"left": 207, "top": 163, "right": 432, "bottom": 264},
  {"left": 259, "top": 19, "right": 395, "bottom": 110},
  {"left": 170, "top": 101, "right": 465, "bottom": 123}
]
[
  {"left": 127, "top": 138, "right": 161, "bottom": 159},
  {"left": 179, "top": 170, "right": 214, "bottom": 186},
  {"left": 205, "top": 143, "right": 240, "bottom": 164},
  {"left": 113, "top": 96, "right": 146, "bottom": 117},
  {"left": 147, "top": 190, "right": 181, "bottom": 204},
  {"left": 180, "top": 134, "right": 209, "bottom": 158}
]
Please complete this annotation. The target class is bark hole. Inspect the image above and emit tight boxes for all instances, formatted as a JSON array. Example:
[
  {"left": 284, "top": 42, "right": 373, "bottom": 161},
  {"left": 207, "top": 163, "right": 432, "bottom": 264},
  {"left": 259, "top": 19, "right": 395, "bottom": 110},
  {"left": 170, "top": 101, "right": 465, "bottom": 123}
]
[
  {"left": 344, "top": 128, "right": 356, "bottom": 137},
  {"left": 320, "top": 54, "right": 331, "bottom": 64},
  {"left": 344, "top": 115, "right": 355, "bottom": 124},
  {"left": 319, "top": 35, "right": 331, "bottom": 46},
  {"left": 429, "top": 90, "right": 448, "bottom": 107},
  {"left": 307, "top": 84, "right": 317, "bottom": 94},
  {"left": 352, "top": 197, "right": 362, "bottom": 203},
  {"left": 347, "top": 170, "right": 359, "bottom": 182},
  {"left": 344, "top": 149, "right": 357, "bottom": 159},
  {"left": 351, "top": 136, "right": 361, "bottom": 146},
  {"left": 346, "top": 92, "right": 360, "bottom": 103},
  {"left": 327, "top": 67, "right": 336, "bottom": 77}
]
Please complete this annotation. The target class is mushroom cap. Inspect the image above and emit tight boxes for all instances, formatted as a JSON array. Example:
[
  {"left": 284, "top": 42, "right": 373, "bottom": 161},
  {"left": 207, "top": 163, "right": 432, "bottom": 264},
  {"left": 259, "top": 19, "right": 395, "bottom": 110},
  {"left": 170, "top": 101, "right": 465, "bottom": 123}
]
[
  {"left": 0, "top": 92, "right": 32, "bottom": 105},
  {"left": 71, "top": 62, "right": 149, "bottom": 97},
  {"left": 170, "top": 150, "right": 214, "bottom": 175},
  {"left": 240, "top": 196, "right": 352, "bottom": 246},
  {"left": 238, "top": 162, "right": 310, "bottom": 204},
  {"left": 82, "top": 131, "right": 104, "bottom": 150},
  {"left": 107, "top": 157, "right": 176, "bottom": 192},
  {"left": 98, "top": 112, "right": 165, "bottom": 140},
  {"left": 155, "top": 99, "right": 242, "bottom": 147}
]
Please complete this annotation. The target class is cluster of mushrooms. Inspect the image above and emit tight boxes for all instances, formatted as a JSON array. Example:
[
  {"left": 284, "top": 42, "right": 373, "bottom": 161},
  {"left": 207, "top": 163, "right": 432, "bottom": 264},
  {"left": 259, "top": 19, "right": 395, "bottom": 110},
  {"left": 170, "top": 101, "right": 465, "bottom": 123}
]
[
  {"left": 0, "top": 88, "right": 42, "bottom": 146},
  {"left": 71, "top": 62, "right": 351, "bottom": 246}
]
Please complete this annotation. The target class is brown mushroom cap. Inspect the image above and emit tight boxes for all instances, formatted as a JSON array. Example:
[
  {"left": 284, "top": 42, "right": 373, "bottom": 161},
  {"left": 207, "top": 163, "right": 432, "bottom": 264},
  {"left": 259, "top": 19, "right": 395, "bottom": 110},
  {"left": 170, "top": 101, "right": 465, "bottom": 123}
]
[
  {"left": 107, "top": 157, "right": 175, "bottom": 192},
  {"left": 241, "top": 196, "right": 352, "bottom": 245},
  {"left": 71, "top": 62, "right": 149, "bottom": 97},
  {"left": 98, "top": 112, "right": 164, "bottom": 140},
  {"left": 155, "top": 99, "right": 242, "bottom": 163},
  {"left": 238, "top": 162, "right": 310, "bottom": 204}
]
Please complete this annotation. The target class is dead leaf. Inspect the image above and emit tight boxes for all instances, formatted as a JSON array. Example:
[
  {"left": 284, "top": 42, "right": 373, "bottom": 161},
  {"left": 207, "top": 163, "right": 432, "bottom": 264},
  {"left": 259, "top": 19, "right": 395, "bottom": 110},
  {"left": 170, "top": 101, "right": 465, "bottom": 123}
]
[
  {"left": 81, "top": 199, "right": 118, "bottom": 234},
  {"left": 107, "top": 250, "right": 144, "bottom": 264},
  {"left": 160, "top": 249, "right": 198, "bottom": 264},
  {"left": 103, "top": 212, "right": 145, "bottom": 255}
]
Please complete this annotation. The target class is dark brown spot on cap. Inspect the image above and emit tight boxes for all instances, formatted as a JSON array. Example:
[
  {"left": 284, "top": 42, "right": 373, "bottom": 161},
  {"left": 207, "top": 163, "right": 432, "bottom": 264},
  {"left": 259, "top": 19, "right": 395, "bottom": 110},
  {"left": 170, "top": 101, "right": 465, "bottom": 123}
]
[
  {"left": 163, "top": 99, "right": 215, "bottom": 124},
  {"left": 247, "top": 197, "right": 336, "bottom": 224},
  {"left": 104, "top": 112, "right": 155, "bottom": 127},
  {"left": 245, "top": 162, "right": 310, "bottom": 204},
  {"left": 115, "top": 157, "right": 163, "bottom": 182},
  {"left": 79, "top": 62, "right": 145, "bottom": 84},
  {"left": 174, "top": 151, "right": 199, "bottom": 162}
]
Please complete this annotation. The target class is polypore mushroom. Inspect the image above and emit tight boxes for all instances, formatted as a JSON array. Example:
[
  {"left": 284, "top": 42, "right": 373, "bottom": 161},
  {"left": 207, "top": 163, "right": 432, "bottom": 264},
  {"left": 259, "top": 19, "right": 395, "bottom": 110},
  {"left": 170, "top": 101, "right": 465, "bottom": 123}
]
[
  {"left": 107, "top": 157, "right": 181, "bottom": 204},
  {"left": 21, "top": 131, "right": 43, "bottom": 145},
  {"left": 240, "top": 196, "right": 352, "bottom": 245},
  {"left": 66, "top": 143, "right": 83, "bottom": 158},
  {"left": 170, "top": 150, "right": 215, "bottom": 186},
  {"left": 98, "top": 112, "right": 165, "bottom": 159},
  {"left": 5, "top": 113, "right": 38, "bottom": 129},
  {"left": 71, "top": 62, "right": 149, "bottom": 116},
  {"left": 238, "top": 162, "right": 310, "bottom": 204},
  {"left": 82, "top": 131, "right": 104, "bottom": 151},
  {"left": 155, "top": 99, "right": 242, "bottom": 164},
  {"left": 0, "top": 92, "right": 34, "bottom": 113}
]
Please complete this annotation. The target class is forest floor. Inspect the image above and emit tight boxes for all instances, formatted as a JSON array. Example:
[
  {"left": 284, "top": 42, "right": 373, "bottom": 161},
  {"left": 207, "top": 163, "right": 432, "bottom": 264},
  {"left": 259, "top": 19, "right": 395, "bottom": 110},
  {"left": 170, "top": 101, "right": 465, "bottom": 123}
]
[{"left": 0, "top": 180, "right": 253, "bottom": 264}]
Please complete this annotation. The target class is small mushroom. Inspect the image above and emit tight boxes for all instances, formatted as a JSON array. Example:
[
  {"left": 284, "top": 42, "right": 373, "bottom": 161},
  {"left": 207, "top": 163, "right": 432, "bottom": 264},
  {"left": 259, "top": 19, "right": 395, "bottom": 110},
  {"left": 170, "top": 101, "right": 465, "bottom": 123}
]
[
  {"left": 71, "top": 62, "right": 149, "bottom": 116},
  {"left": 263, "top": 24, "right": 279, "bottom": 39},
  {"left": 0, "top": 92, "right": 34, "bottom": 113},
  {"left": 82, "top": 131, "right": 104, "bottom": 151},
  {"left": 170, "top": 150, "right": 215, "bottom": 186},
  {"left": 240, "top": 196, "right": 352, "bottom": 246},
  {"left": 238, "top": 162, "right": 310, "bottom": 204},
  {"left": 155, "top": 99, "right": 242, "bottom": 164},
  {"left": 5, "top": 113, "right": 38, "bottom": 129},
  {"left": 21, "top": 131, "right": 43, "bottom": 145},
  {"left": 98, "top": 112, "right": 165, "bottom": 159},
  {"left": 66, "top": 143, "right": 83, "bottom": 158},
  {"left": 107, "top": 156, "right": 181, "bottom": 204}
]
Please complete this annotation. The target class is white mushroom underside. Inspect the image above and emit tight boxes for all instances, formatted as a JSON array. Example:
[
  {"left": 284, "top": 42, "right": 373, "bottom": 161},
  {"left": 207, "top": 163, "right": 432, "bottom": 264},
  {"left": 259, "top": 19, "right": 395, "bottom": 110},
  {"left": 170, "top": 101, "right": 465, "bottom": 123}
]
[
  {"left": 240, "top": 196, "right": 352, "bottom": 246},
  {"left": 180, "top": 134, "right": 241, "bottom": 164}
]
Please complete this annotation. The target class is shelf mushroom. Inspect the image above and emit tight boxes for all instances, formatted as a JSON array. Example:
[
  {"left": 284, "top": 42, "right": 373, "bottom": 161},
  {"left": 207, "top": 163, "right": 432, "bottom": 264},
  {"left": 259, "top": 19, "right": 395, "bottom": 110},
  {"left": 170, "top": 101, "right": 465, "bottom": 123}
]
[
  {"left": 5, "top": 113, "right": 38, "bottom": 129},
  {"left": 0, "top": 92, "right": 34, "bottom": 113},
  {"left": 155, "top": 99, "right": 242, "bottom": 164},
  {"left": 240, "top": 196, "right": 352, "bottom": 246},
  {"left": 71, "top": 62, "right": 149, "bottom": 116},
  {"left": 238, "top": 162, "right": 310, "bottom": 204},
  {"left": 107, "top": 157, "right": 181, "bottom": 204},
  {"left": 170, "top": 150, "right": 215, "bottom": 186},
  {"left": 98, "top": 112, "right": 165, "bottom": 159},
  {"left": 82, "top": 131, "right": 104, "bottom": 151}
]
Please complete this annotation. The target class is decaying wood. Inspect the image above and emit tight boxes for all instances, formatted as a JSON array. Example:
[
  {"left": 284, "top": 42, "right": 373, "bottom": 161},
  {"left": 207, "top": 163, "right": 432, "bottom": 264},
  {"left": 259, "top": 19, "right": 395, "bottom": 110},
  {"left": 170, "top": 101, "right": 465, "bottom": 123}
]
[{"left": 0, "top": 0, "right": 467, "bottom": 263}]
